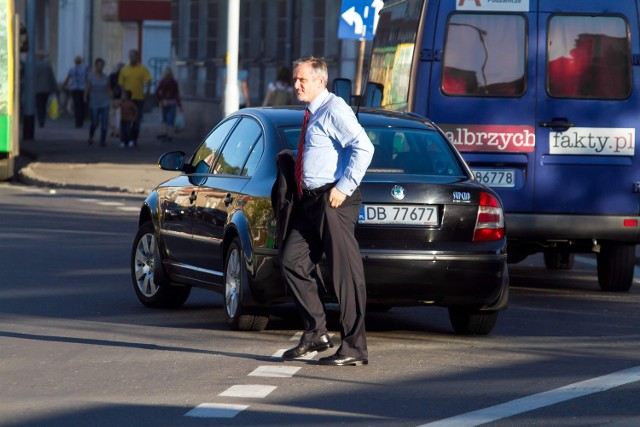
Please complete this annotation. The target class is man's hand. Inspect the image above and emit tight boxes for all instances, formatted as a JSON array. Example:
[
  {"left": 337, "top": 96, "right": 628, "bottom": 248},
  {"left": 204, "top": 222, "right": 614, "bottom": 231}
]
[{"left": 328, "top": 187, "right": 347, "bottom": 208}]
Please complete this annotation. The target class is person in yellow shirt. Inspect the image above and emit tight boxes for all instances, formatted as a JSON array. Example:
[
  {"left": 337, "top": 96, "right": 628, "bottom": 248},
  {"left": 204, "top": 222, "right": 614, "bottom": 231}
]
[{"left": 118, "top": 49, "right": 151, "bottom": 147}]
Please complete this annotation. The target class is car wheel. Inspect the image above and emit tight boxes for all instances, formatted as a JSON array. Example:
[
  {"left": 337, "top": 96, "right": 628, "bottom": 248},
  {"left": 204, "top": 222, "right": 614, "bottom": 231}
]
[
  {"left": 543, "top": 250, "right": 574, "bottom": 270},
  {"left": 448, "top": 308, "right": 498, "bottom": 335},
  {"left": 224, "top": 237, "right": 269, "bottom": 331},
  {"left": 131, "top": 221, "right": 191, "bottom": 308},
  {"left": 597, "top": 242, "right": 635, "bottom": 292}
]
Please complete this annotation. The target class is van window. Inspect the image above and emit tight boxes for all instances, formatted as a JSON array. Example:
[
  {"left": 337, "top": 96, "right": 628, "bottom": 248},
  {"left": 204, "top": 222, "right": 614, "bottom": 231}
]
[
  {"left": 547, "top": 15, "right": 631, "bottom": 99},
  {"left": 368, "top": 0, "right": 423, "bottom": 111},
  {"left": 443, "top": 14, "right": 526, "bottom": 97}
]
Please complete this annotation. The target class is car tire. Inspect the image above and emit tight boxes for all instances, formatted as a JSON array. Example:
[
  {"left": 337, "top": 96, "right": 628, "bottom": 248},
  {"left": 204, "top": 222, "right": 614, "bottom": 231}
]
[
  {"left": 131, "top": 221, "right": 191, "bottom": 308},
  {"left": 448, "top": 308, "right": 498, "bottom": 335},
  {"left": 597, "top": 242, "right": 635, "bottom": 292},
  {"left": 543, "top": 250, "right": 574, "bottom": 270},
  {"left": 224, "top": 237, "right": 269, "bottom": 331}
]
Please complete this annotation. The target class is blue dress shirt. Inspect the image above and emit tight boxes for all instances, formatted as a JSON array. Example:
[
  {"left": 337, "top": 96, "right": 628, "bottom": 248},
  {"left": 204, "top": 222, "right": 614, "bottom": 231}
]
[{"left": 301, "top": 89, "right": 375, "bottom": 196}]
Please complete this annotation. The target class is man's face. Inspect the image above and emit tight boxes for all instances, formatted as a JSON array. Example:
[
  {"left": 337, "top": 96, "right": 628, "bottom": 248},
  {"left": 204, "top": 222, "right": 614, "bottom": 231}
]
[
  {"left": 129, "top": 51, "right": 139, "bottom": 65},
  {"left": 293, "top": 62, "right": 325, "bottom": 104}
]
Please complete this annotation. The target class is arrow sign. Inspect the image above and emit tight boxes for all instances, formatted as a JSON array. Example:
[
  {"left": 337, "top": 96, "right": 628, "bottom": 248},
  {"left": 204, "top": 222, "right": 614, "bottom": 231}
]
[
  {"left": 341, "top": 6, "right": 364, "bottom": 37},
  {"left": 337, "top": 0, "right": 378, "bottom": 41}
]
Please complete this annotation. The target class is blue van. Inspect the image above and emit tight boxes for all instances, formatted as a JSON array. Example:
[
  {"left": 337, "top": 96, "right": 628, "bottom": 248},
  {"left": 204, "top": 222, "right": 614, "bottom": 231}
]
[{"left": 350, "top": 0, "right": 640, "bottom": 291}]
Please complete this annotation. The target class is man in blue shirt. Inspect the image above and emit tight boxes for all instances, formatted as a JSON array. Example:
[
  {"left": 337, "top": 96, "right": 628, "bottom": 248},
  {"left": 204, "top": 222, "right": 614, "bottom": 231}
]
[{"left": 281, "top": 56, "right": 374, "bottom": 366}]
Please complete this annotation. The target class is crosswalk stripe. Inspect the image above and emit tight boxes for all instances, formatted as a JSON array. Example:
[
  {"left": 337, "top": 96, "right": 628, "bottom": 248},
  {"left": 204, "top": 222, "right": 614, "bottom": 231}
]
[
  {"left": 249, "top": 365, "right": 301, "bottom": 378},
  {"left": 185, "top": 403, "right": 249, "bottom": 418}
]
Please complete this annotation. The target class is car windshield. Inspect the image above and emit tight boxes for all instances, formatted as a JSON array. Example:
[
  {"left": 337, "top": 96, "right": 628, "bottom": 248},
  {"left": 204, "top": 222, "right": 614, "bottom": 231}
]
[{"left": 279, "top": 126, "right": 465, "bottom": 176}]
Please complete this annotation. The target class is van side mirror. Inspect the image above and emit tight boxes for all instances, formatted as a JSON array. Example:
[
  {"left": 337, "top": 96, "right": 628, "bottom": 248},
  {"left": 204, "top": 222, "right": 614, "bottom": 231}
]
[
  {"left": 333, "top": 78, "right": 353, "bottom": 105},
  {"left": 363, "top": 82, "right": 384, "bottom": 108}
]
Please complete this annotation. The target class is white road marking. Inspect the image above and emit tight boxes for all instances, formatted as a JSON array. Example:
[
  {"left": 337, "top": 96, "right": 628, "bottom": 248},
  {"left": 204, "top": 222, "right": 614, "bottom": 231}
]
[
  {"left": 249, "top": 365, "right": 301, "bottom": 378},
  {"left": 417, "top": 365, "right": 640, "bottom": 427},
  {"left": 77, "top": 198, "right": 100, "bottom": 202},
  {"left": 272, "top": 348, "right": 318, "bottom": 360},
  {"left": 117, "top": 206, "right": 140, "bottom": 212},
  {"left": 186, "top": 333, "right": 317, "bottom": 417},
  {"left": 96, "top": 201, "right": 125, "bottom": 206},
  {"left": 219, "top": 384, "right": 277, "bottom": 398},
  {"left": 184, "top": 403, "right": 249, "bottom": 418}
]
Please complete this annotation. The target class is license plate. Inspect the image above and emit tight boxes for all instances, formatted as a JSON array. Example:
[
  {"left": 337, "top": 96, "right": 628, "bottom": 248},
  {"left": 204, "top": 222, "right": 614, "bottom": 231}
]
[
  {"left": 472, "top": 168, "right": 516, "bottom": 187},
  {"left": 359, "top": 205, "right": 438, "bottom": 225}
]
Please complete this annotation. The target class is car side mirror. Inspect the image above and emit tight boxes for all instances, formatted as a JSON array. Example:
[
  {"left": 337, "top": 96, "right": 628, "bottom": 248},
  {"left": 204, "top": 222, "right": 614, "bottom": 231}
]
[
  {"left": 158, "top": 151, "right": 186, "bottom": 171},
  {"left": 333, "top": 78, "right": 353, "bottom": 105}
]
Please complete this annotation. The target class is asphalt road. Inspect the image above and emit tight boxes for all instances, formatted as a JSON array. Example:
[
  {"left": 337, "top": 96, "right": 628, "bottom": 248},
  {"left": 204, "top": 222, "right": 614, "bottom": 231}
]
[{"left": 1, "top": 183, "right": 640, "bottom": 427}]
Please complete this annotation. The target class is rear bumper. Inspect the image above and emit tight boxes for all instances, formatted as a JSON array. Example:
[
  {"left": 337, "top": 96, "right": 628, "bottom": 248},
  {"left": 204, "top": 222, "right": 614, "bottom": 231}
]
[
  {"left": 506, "top": 213, "right": 640, "bottom": 243},
  {"left": 361, "top": 250, "right": 507, "bottom": 308},
  {"left": 252, "top": 248, "right": 508, "bottom": 309}
]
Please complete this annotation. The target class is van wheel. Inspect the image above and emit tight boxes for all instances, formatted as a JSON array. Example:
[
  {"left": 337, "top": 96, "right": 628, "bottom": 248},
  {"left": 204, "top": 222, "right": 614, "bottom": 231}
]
[
  {"left": 597, "top": 242, "right": 635, "bottom": 292},
  {"left": 448, "top": 308, "right": 498, "bottom": 335},
  {"left": 131, "top": 221, "right": 191, "bottom": 308},
  {"left": 224, "top": 237, "right": 269, "bottom": 331},
  {"left": 544, "top": 250, "right": 574, "bottom": 270}
]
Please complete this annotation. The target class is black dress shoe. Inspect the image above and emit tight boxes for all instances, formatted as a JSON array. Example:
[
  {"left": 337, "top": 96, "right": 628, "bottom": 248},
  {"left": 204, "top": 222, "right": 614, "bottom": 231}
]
[
  {"left": 317, "top": 353, "right": 368, "bottom": 366},
  {"left": 282, "top": 333, "right": 333, "bottom": 360}
]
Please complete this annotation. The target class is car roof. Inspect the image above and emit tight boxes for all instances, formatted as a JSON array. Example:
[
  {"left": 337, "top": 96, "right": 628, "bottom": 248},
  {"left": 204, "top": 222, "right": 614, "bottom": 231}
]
[{"left": 234, "top": 105, "right": 439, "bottom": 131}]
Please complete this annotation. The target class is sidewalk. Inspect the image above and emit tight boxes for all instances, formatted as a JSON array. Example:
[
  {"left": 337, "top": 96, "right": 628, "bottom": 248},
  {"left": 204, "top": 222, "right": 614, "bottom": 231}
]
[{"left": 15, "top": 111, "right": 192, "bottom": 194}]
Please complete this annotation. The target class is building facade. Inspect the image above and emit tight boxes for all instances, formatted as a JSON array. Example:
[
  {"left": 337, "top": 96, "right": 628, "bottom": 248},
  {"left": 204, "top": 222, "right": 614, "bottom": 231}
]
[{"left": 17, "top": 0, "right": 369, "bottom": 138}]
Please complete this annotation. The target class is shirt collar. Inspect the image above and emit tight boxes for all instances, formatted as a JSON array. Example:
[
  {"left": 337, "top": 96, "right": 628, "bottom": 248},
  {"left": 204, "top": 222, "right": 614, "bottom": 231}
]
[{"left": 307, "top": 89, "right": 329, "bottom": 114}]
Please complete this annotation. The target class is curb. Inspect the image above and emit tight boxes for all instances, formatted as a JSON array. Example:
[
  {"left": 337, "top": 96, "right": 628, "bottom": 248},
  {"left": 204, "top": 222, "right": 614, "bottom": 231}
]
[{"left": 16, "top": 164, "right": 149, "bottom": 194}]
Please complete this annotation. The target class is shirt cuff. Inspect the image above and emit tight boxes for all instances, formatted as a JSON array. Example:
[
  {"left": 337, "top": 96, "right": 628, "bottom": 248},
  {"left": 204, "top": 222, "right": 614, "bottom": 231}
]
[{"left": 335, "top": 179, "right": 356, "bottom": 197}]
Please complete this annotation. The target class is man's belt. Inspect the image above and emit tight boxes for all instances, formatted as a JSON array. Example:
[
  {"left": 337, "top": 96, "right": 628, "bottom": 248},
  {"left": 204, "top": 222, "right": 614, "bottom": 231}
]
[{"left": 301, "top": 182, "right": 335, "bottom": 198}]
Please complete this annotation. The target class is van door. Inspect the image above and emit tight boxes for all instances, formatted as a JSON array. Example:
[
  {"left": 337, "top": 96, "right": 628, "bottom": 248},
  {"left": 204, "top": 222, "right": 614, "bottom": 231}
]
[
  {"left": 535, "top": 1, "right": 640, "bottom": 215},
  {"left": 423, "top": 0, "right": 536, "bottom": 213}
]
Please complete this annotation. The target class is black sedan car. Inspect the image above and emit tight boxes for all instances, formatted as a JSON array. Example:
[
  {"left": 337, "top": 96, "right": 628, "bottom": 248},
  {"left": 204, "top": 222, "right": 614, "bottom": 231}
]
[{"left": 130, "top": 107, "right": 508, "bottom": 335}]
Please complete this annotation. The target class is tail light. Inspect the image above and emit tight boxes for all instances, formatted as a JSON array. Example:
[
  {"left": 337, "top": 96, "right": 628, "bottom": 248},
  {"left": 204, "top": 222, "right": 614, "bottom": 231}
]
[{"left": 473, "top": 192, "right": 505, "bottom": 241}]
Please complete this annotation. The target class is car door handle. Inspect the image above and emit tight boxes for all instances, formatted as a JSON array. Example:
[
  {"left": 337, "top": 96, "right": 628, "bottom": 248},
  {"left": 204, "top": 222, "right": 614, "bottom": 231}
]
[
  {"left": 189, "top": 191, "right": 196, "bottom": 203},
  {"left": 224, "top": 194, "right": 234, "bottom": 207},
  {"left": 538, "top": 119, "right": 574, "bottom": 130}
]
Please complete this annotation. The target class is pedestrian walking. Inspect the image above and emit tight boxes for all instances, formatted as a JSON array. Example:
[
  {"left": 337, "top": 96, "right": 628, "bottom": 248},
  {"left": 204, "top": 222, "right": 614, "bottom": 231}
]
[
  {"left": 108, "top": 62, "right": 125, "bottom": 138},
  {"left": 154, "top": 67, "right": 182, "bottom": 142},
  {"left": 262, "top": 66, "right": 295, "bottom": 106},
  {"left": 84, "top": 58, "right": 111, "bottom": 147},
  {"left": 62, "top": 55, "right": 89, "bottom": 128},
  {"left": 280, "top": 56, "right": 375, "bottom": 366},
  {"left": 119, "top": 90, "right": 138, "bottom": 148},
  {"left": 118, "top": 49, "right": 151, "bottom": 147},
  {"left": 34, "top": 51, "right": 58, "bottom": 128}
]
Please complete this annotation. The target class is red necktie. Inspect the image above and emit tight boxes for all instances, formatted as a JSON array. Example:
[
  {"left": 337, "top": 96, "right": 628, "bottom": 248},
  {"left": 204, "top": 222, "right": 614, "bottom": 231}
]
[{"left": 294, "top": 108, "right": 310, "bottom": 199}]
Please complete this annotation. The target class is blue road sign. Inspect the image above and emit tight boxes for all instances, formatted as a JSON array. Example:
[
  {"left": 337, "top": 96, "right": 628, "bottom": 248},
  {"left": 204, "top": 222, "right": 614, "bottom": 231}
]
[{"left": 338, "top": 0, "right": 384, "bottom": 41}]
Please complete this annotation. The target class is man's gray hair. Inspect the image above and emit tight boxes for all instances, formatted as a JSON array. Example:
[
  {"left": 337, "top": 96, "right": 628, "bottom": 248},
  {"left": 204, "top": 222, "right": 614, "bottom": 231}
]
[{"left": 293, "top": 56, "right": 329, "bottom": 84}]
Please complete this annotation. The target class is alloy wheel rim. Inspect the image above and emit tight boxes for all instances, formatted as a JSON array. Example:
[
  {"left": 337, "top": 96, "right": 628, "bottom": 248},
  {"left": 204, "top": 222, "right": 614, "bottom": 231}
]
[
  {"left": 134, "top": 233, "right": 158, "bottom": 297},
  {"left": 225, "top": 248, "right": 240, "bottom": 318}
]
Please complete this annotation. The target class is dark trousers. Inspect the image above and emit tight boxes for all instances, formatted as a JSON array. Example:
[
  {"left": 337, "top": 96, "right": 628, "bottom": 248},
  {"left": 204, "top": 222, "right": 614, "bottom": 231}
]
[
  {"left": 120, "top": 121, "right": 133, "bottom": 143},
  {"left": 89, "top": 106, "right": 109, "bottom": 144},
  {"left": 71, "top": 89, "right": 85, "bottom": 127},
  {"left": 281, "top": 187, "right": 368, "bottom": 359},
  {"left": 131, "top": 100, "right": 145, "bottom": 142},
  {"left": 35, "top": 92, "right": 50, "bottom": 127}
]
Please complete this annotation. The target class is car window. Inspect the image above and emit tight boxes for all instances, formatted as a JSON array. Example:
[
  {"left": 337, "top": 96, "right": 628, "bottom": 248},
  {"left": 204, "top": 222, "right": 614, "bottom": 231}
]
[
  {"left": 366, "top": 127, "right": 464, "bottom": 176},
  {"left": 190, "top": 117, "right": 239, "bottom": 172},
  {"left": 280, "top": 126, "right": 464, "bottom": 176},
  {"left": 242, "top": 135, "right": 264, "bottom": 177},
  {"left": 214, "top": 117, "right": 263, "bottom": 176},
  {"left": 547, "top": 15, "right": 630, "bottom": 99}
]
